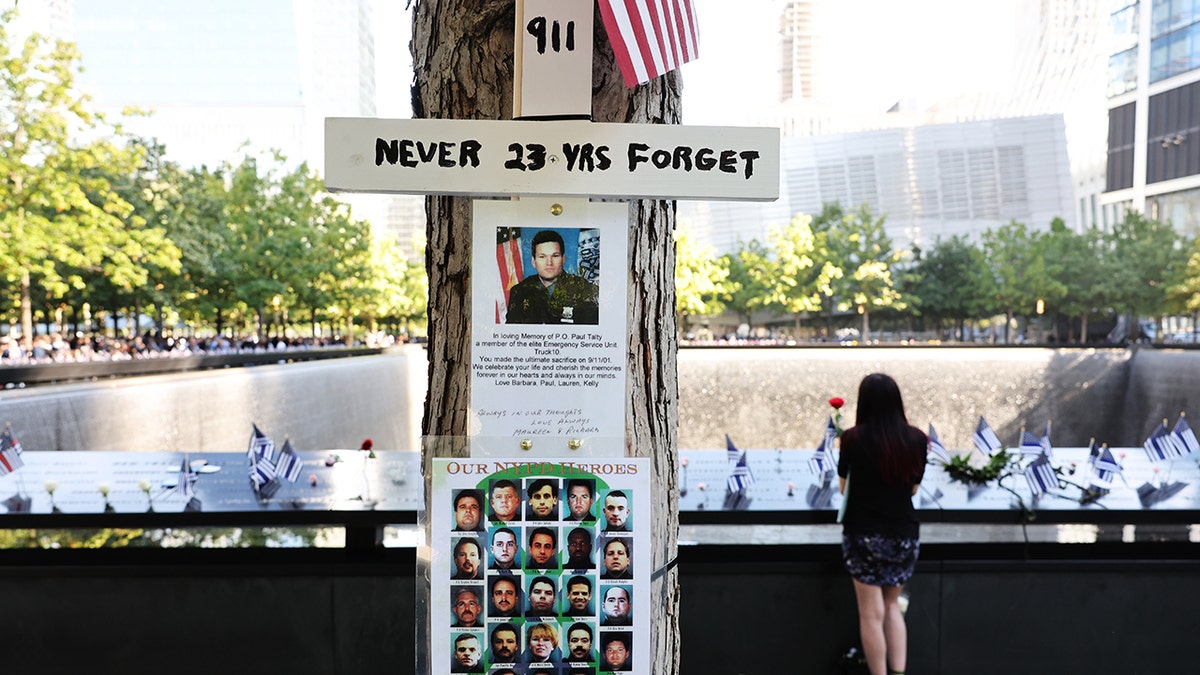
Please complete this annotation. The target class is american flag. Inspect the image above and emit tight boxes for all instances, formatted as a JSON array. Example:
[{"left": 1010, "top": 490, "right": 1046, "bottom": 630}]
[
  {"left": 1024, "top": 452, "right": 1058, "bottom": 496},
  {"left": 174, "top": 458, "right": 196, "bottom": 499},
  {"left": 250, "top": 458, "right": 276, "bottom": 488},
  {"left": 927, "top": 424, "right": 952, "bottom": 465},
  {"left": 496, "top": 227, "right": 524, "bottom": 311},
  {"left": 1039, "top": 420, "right": 1054, "bottom": 460},
  {"left": 1172, "top": 415, "right": 1199, "bottom": 456},
  {"left": 599, "top": 0, "right": 699, "bottom": 87},
  {"left": 1143, "top": 419, "right": 1181, "bottom": 463},
  {"left": 725, "top": 434, "right": 739, "bottom": 466},
  {"left": 973, "top": 417, "right": 1002, "bottom": 456},
  {"left": 1091, "top": 445, "right": 1124, "bottom": 486},
  {"left": 727, "top": 451, "right": 753, "bottom": 494},
  {"left": 808, "top": 417, "right": 836, "bottom": 475},
  {"left": 247, "top": 423, "right": 275, "bottom": 463},
  {"left": 275, "top": 439, "right": 304, "bottom": 483},
  {"left": 0, "top": 426, "right": 22, "bottom": 475},
  {"left": 1019, "top": 430, "right": 1044, "bottom": 457}
]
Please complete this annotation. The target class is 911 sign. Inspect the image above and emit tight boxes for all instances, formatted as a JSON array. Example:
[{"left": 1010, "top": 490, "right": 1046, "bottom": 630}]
[{"left": 519, "top": 0, "right": 592, "bottom": 118}]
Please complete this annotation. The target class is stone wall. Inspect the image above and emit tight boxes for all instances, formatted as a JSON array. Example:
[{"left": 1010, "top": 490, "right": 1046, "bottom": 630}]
[
  {"left": 4, "top": 345, "right": 1197, "bottom": 453},
  {"left": 0, "top": 346, "right": 427, "bottom": 453},
  {"left": 678, "top": 346, "right": 1199, "bottom": 450}
]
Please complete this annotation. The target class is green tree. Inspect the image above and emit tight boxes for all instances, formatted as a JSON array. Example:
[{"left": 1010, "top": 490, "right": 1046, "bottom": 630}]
[
  {"left": 825, "top": 204, "right": 905, "bottom": 341},
  {"left": 720, "top": 239, "right": 772, "bottom": 329},
  {"left": 673, "top": 225, "right": 729, "bottom": 333},
  {"left": 1043, "top": 220, "right": 1116, "bottom": 343},
  {"left": 980, "top": 221, "right": 1062, "bottom": 343},
  {"left": 0, "top": 11, "right": 144, "bottom": 347},
  {"left": 1107, "top": 212, "right": 1189, "bottom": 339},
  {"left": 754, "top": 213, "right": 841, "bottom": 334},
  {"left": 908, "top": 235, "right": 993, "bottom": 340},
  {"left": 1168, "top": 235, "right": 1200, "bottom": 316}
]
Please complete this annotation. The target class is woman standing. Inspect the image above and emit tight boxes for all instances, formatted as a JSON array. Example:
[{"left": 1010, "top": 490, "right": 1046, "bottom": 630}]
[{"left": 837, "top": 373, "right": 927, "bottom": 675}]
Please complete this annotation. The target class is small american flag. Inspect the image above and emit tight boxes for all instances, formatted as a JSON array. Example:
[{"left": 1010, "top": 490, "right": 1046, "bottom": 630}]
[
  {"left": 599, "top": 0, "right": 699, "bottom": 87},
  {"left": 1091, "top": 445, "right": 1124, "bottom": 486},
  {"left": 808, "top": 417, "right": 837, "bottom": 475},
  {"left": 727, "top": 451, "right": 753, "bottom": 494},
  {"left": 174, "top": 458, "right": 196, "bottom": 499},
  {"left": 973, "top": 417, "right": 1002, "bottom": 456},
  {"left": 1025, "top": 453, "right": 1058, "bottom": 497},
  {"left": 275, "top": 439, "right": 304, "bottom": 483},
  {"left": 927, "top": 424, "right": 952, "bottom": 465},
  {"left": 247, "top": 423, "right": 275, "bottom": 463},
  {"left": 1172, "top": 414, "right": 1199, "bottom": 456},
  {"left": 1144, "top": 419, "right": 1181, "bottom": 463},
  {"left": 1019, "top": 430, "right": 1044, "bottom": 457},
  {"left": 725, "top": 434, "right": 739, "bottom": 466}
]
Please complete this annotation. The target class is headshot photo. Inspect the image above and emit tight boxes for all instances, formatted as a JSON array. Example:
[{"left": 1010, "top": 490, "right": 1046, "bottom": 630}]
[
  {"left": 600, "top": 585, "right": 632, "bottom": 626},
  {"left": 501, "top": 227, "right": 600, "bottom": 325},
  {"left": 564, "top": 479, "right": 596, "bottom": 522},
  {"left": 489, "top": 526, "right": 522, "bottom": 570},
  {"left": 525, "top": 478, "right": 560, "bottom": 521},
  {"left": 453, "top": 489, "right": 485, "bottom": 532},
  {"left": 452, "top": 537, "right": 483, "bottom": 580},
  {"left": 451, "top": 586, "right": 483, "bottom": 628},
  {"left": 599, "top": 632, "right": 631, "bottom": 672},
  {"left": 523, "top": 621, "right": 562, "bottom": 664},
  {"left": 563, "top": 575, "right": 594, "bottom": 616},
  {"left": 600, "top": 537, "right": 632, "bottom": 580},
  {"left": 489, "top": 575, "right": 522, "bottom": 618},
  {"left": 489, "top": 622, "right": 520, "bottom": 664},
  {"left": 489, "top": 479, "right": 522, "bottom": 524},
  {"left": 526, "top": 527, "right": 559, "bottom": 570},
  {"left": 564, "top": 527, "right": 593, "bottom": 570},
  {"left": 601, "top": 490, "right": 631, "bottom": 531},
  {"left": 564, "top": 622, "right": 596, "bottom": 663},
  {"left": 525, "top": 575, "right": 558, "bottom": 617},
  {"left": 452, "top": 632, "right": 484, "bottom": 673}
]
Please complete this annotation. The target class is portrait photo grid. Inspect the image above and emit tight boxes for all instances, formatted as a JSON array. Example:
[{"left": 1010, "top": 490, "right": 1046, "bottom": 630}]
[{"left": 447, "top": 477, "right": 636, "bottom": 674}]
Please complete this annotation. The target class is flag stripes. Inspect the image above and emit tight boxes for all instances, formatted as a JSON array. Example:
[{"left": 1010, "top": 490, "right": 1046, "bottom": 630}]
[
  {"left": 599, "top": 0, "right": 699, "bottom": 87},
  {"left": 927, "top": 424, "right": 952, "bottom": 465},
  {"left": 275, "top": 439, "right": 304, "bottom": 483},
  {"left": 1025, "top": 453, "right": 1057, "bottom": 496},
  {"left": 973, "top": 417, "right": 1002, "bottom": 456}
]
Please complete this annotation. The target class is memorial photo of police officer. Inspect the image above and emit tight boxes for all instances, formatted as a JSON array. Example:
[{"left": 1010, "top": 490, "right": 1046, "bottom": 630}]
[{"left": 498, "top": 227, "right": 600, "bottom": 325}]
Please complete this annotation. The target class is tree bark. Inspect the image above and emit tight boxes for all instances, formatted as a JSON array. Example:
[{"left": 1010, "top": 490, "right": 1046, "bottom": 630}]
[{"left": 413, "top": 2, "right": 680, "bottom": 672}]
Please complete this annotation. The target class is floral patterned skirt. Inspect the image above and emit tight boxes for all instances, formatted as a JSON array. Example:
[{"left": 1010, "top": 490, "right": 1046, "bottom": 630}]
[{"left": 841, "top": 533, "right": 920, "bottom": 587}]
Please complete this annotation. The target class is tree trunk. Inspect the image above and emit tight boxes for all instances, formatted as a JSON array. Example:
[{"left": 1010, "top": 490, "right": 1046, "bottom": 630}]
[
  {"left": 19, "top": 271, "right": 33, "bottom": 350},
  {"left": 861, "top": 309, "right": 870, "bottom": 342},
  {"left": 413, "top": 2, "right": 680, "bottom": 672}
]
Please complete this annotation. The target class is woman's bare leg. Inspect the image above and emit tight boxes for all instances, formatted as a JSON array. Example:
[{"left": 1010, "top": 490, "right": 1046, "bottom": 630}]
[
  {"left": 852, "top": 579, "right": 887, "bottom": 675},
  {"left": 881, "top": 584, "right": 907, "bottom": 674}
]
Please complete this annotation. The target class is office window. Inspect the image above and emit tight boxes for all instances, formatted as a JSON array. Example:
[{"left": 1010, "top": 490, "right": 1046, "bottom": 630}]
[
  {"left": 1150, "top": 23, "right": 1200, "bottom": 81},
  {"left": 1109, "top": 48, "right": 1138, "bottom": 96},
  {"left": 1112, "top": 3, "right": 1139, "bottom": 53},
  {"left": 1151, "top": 0, "right": 1200, "bottom": 38}
]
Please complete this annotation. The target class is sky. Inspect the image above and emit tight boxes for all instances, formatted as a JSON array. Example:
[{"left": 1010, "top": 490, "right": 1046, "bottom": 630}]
[
  {"left": 375, "top": 0, "right": 1022, "bottom": 124},
  {"left": 678, "top": 0, "right": 1020, "bottom": 124}
]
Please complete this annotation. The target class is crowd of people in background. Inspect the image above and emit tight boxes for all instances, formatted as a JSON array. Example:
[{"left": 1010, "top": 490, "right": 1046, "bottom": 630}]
[{"left": 0, "top": 330, "right": 412, "bottom": 366}]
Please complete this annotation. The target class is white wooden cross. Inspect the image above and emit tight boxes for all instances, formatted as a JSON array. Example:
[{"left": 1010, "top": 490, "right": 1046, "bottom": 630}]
[{"left": 325, "top": 0, "right": 779, "bottom": 458}]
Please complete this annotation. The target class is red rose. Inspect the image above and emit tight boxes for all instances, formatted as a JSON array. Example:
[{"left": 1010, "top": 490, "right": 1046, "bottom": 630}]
[
  {"left": 361, "top": 439, "right": 373, "bottom": 450},
  {"left": 829, "top": 397, "right": 845, "bottom": 409}
]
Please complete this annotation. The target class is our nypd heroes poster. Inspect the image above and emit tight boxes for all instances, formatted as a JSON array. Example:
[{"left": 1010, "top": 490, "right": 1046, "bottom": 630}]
[{"left": 432, "top": 457, "right": 650, "bottom": 674}]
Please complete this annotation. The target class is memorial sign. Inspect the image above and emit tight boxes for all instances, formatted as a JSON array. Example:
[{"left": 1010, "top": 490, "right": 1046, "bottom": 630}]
[
  {"left": 324, "top": 117, "right": 778, "bottom": 201},
  {"left": 470, "top": 199, "right": 628, "bottom": 456}
]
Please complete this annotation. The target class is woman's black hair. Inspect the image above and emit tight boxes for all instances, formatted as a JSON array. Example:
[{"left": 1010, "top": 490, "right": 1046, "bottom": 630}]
[{"left": 854, "top": 373, "right": 920, "bottom": 484}]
